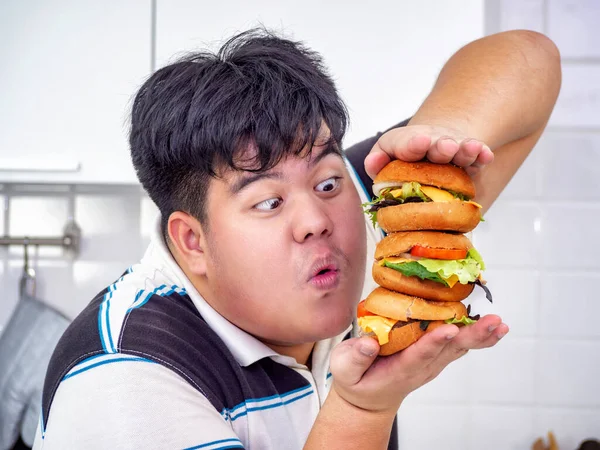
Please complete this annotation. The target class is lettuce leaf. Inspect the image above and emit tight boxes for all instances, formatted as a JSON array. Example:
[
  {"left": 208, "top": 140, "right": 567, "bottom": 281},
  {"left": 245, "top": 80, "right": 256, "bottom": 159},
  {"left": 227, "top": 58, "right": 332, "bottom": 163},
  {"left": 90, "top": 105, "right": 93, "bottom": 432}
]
[
  {"left": 415, "top": 253, "right": 482, "bottom": 285},
  {"left": 447, "top": 190, "right": 470, "bottom": 201},
  {"left": 382, "top": 260, "right": 448, "bottom": 286},
  {"left": 398, "top": 182, "right": 429, "bottom": 202},
  {"left": 382, "top": 247, "right": 486, "bottom": 288},
  {"left": 466, "top": 247, "right": 486, "bottom": 271},
  {"left": 362, "top": 206, "right": 379, "bottom": 228},
  {"left": 445, "top": 316, "right": 478, "bottom": 326}
]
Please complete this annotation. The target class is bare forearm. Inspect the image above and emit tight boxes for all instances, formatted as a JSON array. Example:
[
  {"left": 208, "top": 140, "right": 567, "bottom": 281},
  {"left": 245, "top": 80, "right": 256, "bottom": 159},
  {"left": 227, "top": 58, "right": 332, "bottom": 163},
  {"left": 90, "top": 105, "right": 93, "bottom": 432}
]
[
  {"left": 409, "top": 30, "right": 561, "bottom": 149},
  {"left": 304, "top": 389, "right": 397, "bottom": 450}
]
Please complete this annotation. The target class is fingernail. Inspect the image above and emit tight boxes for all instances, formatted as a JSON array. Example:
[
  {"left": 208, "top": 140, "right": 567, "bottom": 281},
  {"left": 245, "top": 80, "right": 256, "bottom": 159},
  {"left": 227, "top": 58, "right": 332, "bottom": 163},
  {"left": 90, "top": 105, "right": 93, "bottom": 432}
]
[
  {"left": 488, "top": 325, "right": 498, "bottom": 333},
  {"left": 496, "top": 332, "right": 506, "bottom": 339},
  {"left": 446, "top": 332, "right": 458, "bottom": 340},
  {"left": 360, "top": 343, "right": 376, "bottom": 356}
]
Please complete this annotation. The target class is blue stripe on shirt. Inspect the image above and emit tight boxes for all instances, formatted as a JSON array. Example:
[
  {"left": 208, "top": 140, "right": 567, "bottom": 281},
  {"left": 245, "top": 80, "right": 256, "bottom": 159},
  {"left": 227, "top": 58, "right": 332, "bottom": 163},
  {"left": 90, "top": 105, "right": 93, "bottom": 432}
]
[
  {"left": 224, "top": 384, "right": 312, "bottom": 416},
  {"left": 62, "top": 356, "right": 156, "bottom": 381},
  {"left": 105, "top": 297, "right": 115, "bottom": 351},
  {"left": 183, "top": 437, "right": 244, "bottom": 449},
  {"left": 226, "top": 389, "right": 314, "bottom": 422}
]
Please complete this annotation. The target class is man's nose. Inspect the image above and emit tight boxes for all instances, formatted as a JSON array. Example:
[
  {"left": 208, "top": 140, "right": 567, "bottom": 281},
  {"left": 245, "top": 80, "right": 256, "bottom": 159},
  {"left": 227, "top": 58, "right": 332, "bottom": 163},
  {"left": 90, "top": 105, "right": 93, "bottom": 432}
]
[{"left": 291, "top": 197, "right": 334, "bottom": 243}]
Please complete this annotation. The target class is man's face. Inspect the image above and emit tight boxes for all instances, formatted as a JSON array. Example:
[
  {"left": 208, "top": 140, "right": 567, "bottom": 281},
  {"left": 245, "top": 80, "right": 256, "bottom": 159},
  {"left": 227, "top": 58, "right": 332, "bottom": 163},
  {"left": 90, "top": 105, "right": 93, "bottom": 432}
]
[{"left": 199, "top": 141, "right": 367, "bottom": 347}]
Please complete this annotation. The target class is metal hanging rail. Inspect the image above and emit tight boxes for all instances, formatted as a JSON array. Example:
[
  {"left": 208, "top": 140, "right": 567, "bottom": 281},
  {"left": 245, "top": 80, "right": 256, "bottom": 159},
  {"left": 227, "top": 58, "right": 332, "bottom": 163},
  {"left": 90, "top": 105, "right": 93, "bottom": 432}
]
[{"left": 0, "top": 220, "right": 81, "bottom": 255}]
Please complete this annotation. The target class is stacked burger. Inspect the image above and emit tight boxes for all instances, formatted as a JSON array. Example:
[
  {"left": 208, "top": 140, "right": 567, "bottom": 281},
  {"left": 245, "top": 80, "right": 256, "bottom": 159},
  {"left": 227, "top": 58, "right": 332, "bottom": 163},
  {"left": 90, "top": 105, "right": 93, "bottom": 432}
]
[{"left": 358, "top": 160, "right": 493, "bottom": 356}]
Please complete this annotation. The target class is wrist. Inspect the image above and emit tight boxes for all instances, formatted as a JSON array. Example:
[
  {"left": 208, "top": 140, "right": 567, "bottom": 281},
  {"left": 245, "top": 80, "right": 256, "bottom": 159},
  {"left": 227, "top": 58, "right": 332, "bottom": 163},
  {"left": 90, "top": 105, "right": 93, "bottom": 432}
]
[{"left": 327, "top": 385, "right": 399, "bottom": 426}]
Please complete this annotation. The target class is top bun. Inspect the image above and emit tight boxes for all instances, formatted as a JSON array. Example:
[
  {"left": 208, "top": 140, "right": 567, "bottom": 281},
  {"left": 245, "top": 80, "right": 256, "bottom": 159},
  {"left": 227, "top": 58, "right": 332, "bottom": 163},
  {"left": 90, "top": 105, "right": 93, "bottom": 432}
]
[{"left": 373, "top": 160, "right": 476, "bottom": 199}]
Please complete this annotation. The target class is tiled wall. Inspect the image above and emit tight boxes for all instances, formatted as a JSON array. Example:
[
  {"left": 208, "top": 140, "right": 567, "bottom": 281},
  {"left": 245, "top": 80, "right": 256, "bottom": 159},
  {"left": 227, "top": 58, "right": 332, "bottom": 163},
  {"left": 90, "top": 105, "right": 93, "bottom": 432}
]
[
  {"left": 0, "top": 184, "right": 158, "bottom": 329},
  {"left": 396, "top": 1, "right": 600, "bottom": 449}
]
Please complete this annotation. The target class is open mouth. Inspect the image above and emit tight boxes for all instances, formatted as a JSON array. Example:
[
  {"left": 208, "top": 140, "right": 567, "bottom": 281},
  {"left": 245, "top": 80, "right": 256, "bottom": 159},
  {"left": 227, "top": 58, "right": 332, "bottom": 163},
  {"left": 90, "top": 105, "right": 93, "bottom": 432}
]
[
  {"left": 309, "top": 263, "right": 340, "bottom": 290},
  {"left": 312, "top": 264, "right": 338, "bottom": 278}
]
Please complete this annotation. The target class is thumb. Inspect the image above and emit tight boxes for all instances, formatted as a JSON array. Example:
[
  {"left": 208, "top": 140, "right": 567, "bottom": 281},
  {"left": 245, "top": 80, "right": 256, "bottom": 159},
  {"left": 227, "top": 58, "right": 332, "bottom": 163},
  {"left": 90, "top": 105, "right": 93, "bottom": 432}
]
[{"left": 330, "top": 337, "right": 379, "bottom": 387}]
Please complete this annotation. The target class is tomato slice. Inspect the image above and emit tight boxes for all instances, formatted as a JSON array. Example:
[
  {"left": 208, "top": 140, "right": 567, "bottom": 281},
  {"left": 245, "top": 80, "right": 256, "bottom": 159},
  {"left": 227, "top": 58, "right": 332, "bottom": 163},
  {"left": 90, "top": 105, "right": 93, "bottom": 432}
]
[
  {"left": 357, "top": 300, "right": 374, "bottom": 318},
  {"left": 410, "top": 245, "right": 468, "bottom": 260}
]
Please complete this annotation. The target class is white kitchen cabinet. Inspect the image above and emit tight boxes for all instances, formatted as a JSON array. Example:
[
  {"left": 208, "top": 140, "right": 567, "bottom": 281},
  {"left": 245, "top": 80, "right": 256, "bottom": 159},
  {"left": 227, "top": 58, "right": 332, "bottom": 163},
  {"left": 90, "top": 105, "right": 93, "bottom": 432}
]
[
  {"left": 0, "top": 0, "right": 151, "bottom": 184},
  {"left": 155, "top": 0, "right": 484, "bottom": 147}
]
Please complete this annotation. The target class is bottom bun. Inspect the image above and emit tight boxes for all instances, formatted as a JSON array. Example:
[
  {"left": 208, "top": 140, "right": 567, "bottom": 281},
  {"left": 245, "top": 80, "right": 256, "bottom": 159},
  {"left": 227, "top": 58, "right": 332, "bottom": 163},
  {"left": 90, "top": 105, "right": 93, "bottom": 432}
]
[{"left": 379, "top": 320, "right": 445, "bottom": 356}]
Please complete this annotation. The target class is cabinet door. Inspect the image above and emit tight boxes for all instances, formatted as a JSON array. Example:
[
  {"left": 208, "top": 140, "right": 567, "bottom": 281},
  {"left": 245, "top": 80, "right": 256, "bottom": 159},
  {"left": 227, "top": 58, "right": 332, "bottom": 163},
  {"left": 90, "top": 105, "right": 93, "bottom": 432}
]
[
  {"left": 0, "top": 0, "right": 151, "bottom": 184},
  {"left": 155, "top": 0, "right": 484, "bottom": 147}
]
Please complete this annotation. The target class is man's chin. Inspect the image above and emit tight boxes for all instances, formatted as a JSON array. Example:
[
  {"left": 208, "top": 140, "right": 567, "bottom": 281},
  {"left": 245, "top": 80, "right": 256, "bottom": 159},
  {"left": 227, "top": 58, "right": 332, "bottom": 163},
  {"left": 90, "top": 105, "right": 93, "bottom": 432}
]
[
  {"left": 257, "top": 317, "right": 353, "bottom": 348},
  {"left": 309, "top": 313, "right": 354, "bottom": 341}
]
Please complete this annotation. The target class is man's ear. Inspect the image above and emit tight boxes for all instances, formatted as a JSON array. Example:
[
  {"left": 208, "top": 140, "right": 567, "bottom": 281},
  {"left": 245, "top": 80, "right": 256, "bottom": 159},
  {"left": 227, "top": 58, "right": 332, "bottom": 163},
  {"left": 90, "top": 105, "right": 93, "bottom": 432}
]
[{"left": 167, "top": 211, "right": 208, "bottom": 276}]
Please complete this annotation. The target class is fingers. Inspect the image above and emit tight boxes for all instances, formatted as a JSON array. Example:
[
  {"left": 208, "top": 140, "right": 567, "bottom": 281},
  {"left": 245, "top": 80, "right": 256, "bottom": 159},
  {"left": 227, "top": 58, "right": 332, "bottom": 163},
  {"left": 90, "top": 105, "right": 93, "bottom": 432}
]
[
  {"left": 436, "top": 315, "right": 508, "bottom": 367},
  {"left": 330, "top": 337, "right": 379, "bottom": 387},
  {"left": 427, "top": 137, "right": 460, "bottom": 164},
  {"left": 429, "top": 137, "right": 493, "bottom": 167},
  {"left": 474, "top": 145, "right": 495, "bottom": 165},
  {"left": 452, "top": 139, "right": 485, "bottom": 166},
  {"left": 364, "top": 125, "right": 494, "bottom": 181},
  {"left": 388, "top": 324, "right": 459, "bottom": 373}
]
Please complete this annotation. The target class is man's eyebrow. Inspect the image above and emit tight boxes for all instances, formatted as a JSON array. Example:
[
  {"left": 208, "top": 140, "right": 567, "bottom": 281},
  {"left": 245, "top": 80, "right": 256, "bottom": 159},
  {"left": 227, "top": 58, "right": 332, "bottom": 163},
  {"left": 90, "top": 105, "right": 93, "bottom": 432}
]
[
  {"left": 229, "top": 172, "right": 284, "bottom": 196},
  {"left": 307, "top": 142, "right": 341, "bottom": 168}
]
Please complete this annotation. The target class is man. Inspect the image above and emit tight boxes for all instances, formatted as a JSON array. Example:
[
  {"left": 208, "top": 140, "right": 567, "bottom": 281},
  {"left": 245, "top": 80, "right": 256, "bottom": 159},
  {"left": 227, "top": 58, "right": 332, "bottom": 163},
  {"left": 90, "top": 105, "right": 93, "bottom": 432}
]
[{"left": 34, "top": 28, "right": 560, "bottom": 449}]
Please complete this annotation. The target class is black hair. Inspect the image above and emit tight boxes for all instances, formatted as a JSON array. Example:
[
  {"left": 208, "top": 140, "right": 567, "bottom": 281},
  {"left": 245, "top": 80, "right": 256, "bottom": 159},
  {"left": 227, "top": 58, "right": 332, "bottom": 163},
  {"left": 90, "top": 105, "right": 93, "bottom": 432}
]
[{"left": 129, "top": 27, "right": 349, "bottom": 236}]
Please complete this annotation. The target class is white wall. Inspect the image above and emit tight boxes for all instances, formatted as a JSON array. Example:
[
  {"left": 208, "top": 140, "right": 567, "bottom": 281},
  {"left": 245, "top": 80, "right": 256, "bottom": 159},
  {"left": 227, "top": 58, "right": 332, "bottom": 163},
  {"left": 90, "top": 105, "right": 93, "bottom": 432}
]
[{"left": 155, "top": 0, "right": 485, "bottom": 147}]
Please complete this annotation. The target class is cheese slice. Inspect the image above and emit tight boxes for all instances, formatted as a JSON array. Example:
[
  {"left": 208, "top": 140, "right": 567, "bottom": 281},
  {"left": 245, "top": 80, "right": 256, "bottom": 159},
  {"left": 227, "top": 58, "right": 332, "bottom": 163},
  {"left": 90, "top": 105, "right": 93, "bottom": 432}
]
[
  {"left": 444, "top": 274, "right": 460, "bottom": 288},
  {"left": 378, "top": 256, "right": 411, "bottom": 266},
  {"left": 420, "top": 185, "right": 455, "bottom": 202},
  {"left": 420, "top": 185, "right": 483, "bottom": 209},
  {"left": 465, "top": 200, "right": 483, "bottom": 208},
  {"left": 389, "top": 188, "right": 404, "bottom": 198},
  {"left": 358, "top": 316, "right": 398, "bottom": 345}
]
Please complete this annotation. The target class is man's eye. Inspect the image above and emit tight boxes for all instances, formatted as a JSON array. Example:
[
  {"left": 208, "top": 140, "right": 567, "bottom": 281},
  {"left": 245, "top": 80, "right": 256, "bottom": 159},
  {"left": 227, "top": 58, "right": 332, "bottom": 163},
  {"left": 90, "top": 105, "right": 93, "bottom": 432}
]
[
  {"left": 254, "top": 197, "right": 283, "bottom": 211},
  {"left": 315, "top": 177, "right": 341, "bottom": 193}
]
